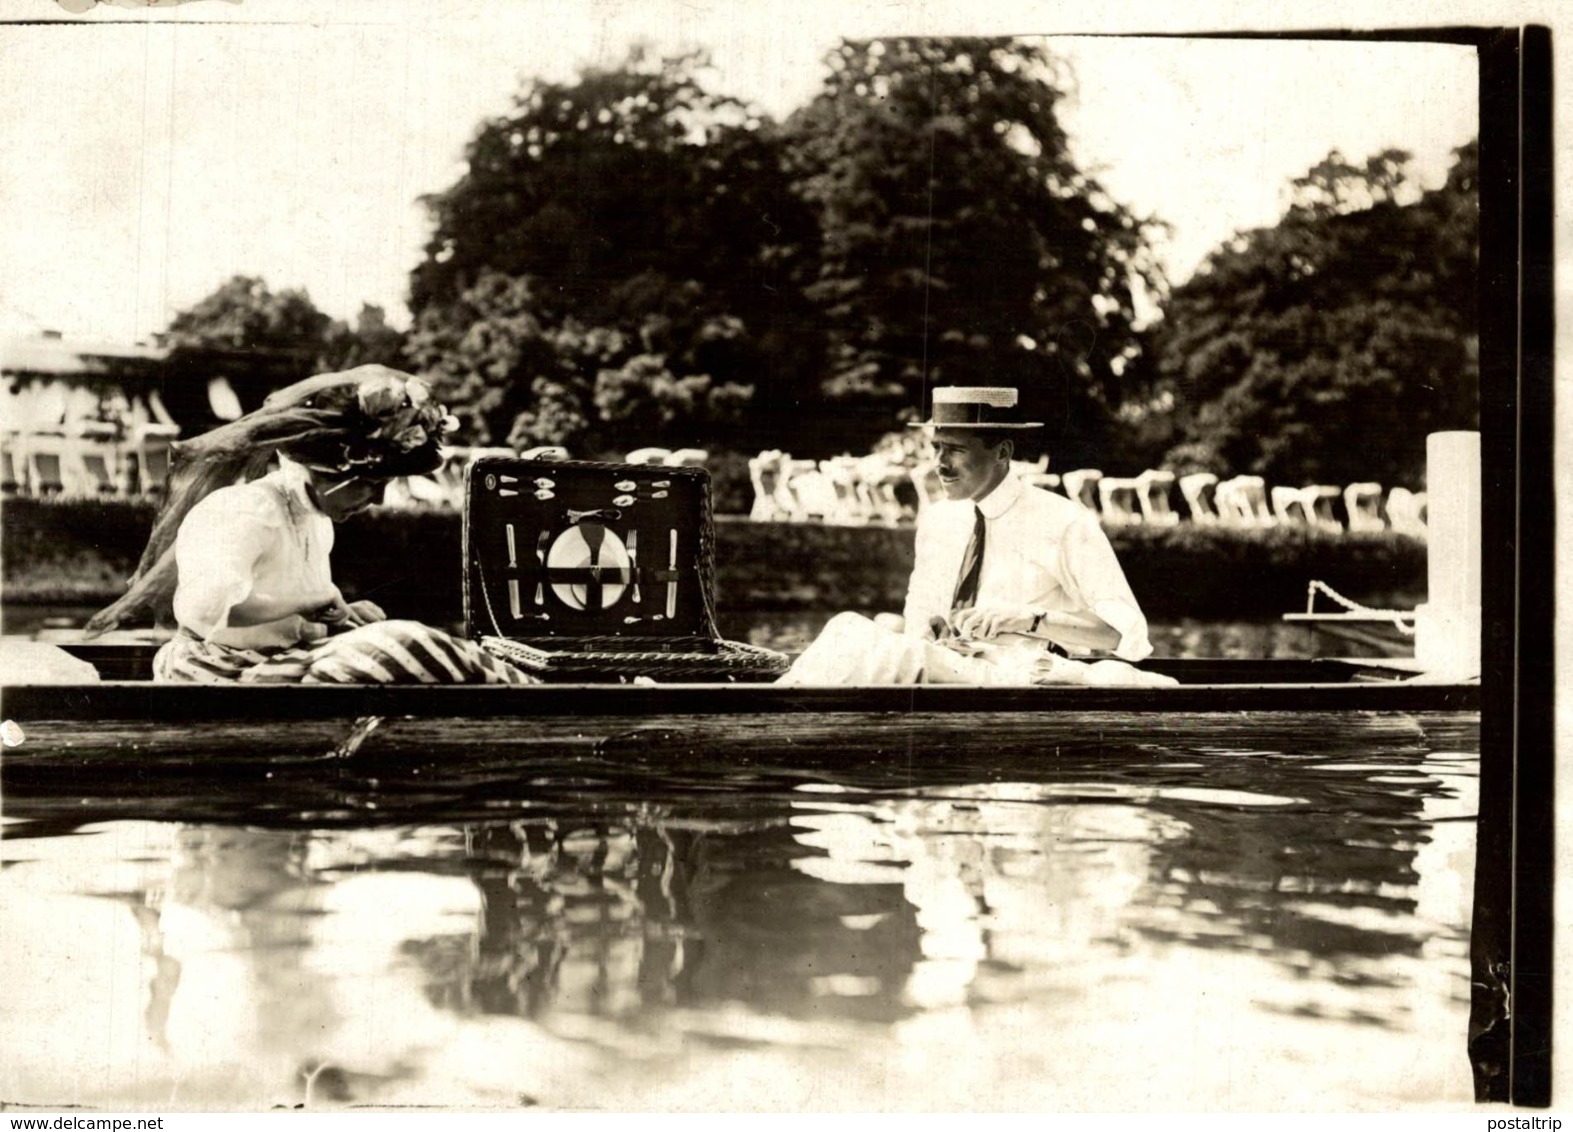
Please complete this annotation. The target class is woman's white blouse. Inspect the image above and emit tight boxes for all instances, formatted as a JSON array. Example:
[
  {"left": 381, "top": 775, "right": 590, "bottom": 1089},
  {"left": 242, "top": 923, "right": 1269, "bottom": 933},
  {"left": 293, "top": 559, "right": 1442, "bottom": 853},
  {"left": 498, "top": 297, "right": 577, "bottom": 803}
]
[{"left": 171, "top": 463, "right": 336, "bottom": 649}]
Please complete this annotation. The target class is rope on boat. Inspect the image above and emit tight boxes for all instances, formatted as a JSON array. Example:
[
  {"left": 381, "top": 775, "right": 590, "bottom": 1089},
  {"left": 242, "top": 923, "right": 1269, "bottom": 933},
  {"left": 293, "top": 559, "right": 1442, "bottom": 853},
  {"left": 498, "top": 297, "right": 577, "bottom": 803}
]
[{"left": 1305, "top": 580, "right": 1416, "bottom": 635}]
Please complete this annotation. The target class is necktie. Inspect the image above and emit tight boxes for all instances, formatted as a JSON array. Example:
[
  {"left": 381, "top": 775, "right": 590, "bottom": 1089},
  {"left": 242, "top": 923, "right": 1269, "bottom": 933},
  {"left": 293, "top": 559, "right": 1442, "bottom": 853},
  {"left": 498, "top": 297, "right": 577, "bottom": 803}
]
[{"left": 951, "top": 506, "right": 985, "bottom": 611}]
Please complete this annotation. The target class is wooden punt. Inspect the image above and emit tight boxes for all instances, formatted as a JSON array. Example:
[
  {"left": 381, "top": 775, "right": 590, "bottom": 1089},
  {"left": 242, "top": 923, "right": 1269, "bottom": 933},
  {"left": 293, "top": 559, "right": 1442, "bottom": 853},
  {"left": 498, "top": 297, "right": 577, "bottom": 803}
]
[
  {"left": 1281, "top": 611, "right": 1416, "bottom": 659},
  {"left": 1, "top": 643, "right": 1479, "bottom": 723}
]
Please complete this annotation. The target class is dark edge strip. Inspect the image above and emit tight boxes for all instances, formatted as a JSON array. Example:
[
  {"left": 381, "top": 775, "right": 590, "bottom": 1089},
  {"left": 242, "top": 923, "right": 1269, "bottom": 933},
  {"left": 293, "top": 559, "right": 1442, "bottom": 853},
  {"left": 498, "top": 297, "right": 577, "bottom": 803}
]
[
  {"left": 1512, "top": 22, "right": 1555, "bottom": 1109},
  {"left": 1471, "top": 24, "right": 1519, "bottom": 1107}
]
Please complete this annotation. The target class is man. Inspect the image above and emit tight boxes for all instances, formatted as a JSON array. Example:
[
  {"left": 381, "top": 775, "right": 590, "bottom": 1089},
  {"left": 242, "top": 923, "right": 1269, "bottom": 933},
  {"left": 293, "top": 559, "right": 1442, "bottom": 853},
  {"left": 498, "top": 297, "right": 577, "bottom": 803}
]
[{"left": 780, "top": 386, "right": 1171, "bottom": 686}]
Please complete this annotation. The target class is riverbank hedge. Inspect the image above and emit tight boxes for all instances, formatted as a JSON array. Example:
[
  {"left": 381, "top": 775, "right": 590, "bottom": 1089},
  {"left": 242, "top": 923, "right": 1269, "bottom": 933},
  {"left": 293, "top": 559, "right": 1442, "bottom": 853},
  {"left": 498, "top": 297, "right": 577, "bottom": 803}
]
[{"left": 2, "top": 496, "right": 1426, "bottom": 622}]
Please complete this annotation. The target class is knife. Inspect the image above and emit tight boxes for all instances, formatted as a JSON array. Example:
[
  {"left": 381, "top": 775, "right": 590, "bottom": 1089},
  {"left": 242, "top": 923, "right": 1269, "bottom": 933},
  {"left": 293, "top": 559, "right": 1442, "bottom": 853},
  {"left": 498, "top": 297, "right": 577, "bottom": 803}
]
[
  {"left": 666, "top": 530, "right": 677, "bottom": 618},
  {"left": 508, "top": 579, "right": 522, "bottom": 619},
  {"left": 535, "top": 530, "right": 550, "bottom": 605},
  {"left": 506, "top": 524, "right": 517, "bottom": 569},
  {"left": 583, "top": 523, "right": 605, "bottom": 611},
  {"left": 628, "top": 530, "right": 640, "bottom": 603}
]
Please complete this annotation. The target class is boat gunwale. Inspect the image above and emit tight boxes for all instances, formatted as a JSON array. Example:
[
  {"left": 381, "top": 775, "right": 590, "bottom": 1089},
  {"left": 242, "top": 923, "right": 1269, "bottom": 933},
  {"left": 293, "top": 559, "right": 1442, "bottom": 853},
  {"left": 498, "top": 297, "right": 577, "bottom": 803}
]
[{"left": 2, "top": 673, "right": 1481, "bottom": 722}]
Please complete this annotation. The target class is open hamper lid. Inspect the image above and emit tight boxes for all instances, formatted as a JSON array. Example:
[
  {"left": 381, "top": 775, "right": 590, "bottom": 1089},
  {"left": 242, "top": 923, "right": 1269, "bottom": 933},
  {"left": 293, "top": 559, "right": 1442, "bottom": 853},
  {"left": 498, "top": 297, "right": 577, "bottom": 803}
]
[{"left": 463, "top": 457, "right": 789, "bottom": 682}]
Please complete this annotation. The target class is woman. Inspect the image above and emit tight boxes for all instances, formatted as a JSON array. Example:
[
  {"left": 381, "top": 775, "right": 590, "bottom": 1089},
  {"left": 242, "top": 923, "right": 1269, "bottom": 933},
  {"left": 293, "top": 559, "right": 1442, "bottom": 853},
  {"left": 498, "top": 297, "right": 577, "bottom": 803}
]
[{"left": 85, "top": 365, "right": 532, "bottom": 685}]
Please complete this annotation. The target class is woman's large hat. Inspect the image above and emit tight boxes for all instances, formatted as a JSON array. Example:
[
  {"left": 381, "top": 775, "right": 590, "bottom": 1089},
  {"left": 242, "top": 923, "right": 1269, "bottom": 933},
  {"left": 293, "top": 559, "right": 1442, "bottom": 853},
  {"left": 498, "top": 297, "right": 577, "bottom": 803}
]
[
  {"left": 84, "top": 365, "right": 457, "bottom": 637},
  {"left": 907, "top": 386, "right": 1043, "bottom": 429}
]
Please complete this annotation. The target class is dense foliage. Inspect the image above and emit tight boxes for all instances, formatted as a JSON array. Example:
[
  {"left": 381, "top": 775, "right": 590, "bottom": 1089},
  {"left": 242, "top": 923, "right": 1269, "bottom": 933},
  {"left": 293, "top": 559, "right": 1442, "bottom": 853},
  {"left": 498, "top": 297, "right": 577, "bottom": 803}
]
[
  {"left": 1147, "top": 143, "right": 1479, "bottom": 488},
  {"left": 159, "top": 276, "right": 411, "bottom": 423},
  {"left": 403, "top": 40, "right": 1163, "bottom": 463},
  {"left": 164, "top": 274, "right": 331, "bottom": 356},
  {"left": 318, "top": 303, "right": 408, "bottom": 372},
  {"left": 782, "top": 38, "right": 1163, "bottom": 466},
  {"left": 405, "top": 50, "right": 814, "bottom": 451},
  {"left": 160, "top": 46, "right": 1479, "bottom": 488}
]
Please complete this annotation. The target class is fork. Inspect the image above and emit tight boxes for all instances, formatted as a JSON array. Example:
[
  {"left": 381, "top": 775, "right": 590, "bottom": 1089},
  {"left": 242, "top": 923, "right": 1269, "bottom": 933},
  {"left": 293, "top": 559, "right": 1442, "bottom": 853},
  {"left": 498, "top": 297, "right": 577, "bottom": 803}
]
[{"left": 534, "top": 530, "right": 550, "bottom": 605}]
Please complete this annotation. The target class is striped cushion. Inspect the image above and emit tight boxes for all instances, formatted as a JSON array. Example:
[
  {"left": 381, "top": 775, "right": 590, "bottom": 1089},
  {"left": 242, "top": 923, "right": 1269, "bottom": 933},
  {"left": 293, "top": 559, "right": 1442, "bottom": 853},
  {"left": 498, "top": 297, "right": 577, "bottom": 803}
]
[{"left": 154, "top": 620, "right": 535, "bottom": 685}]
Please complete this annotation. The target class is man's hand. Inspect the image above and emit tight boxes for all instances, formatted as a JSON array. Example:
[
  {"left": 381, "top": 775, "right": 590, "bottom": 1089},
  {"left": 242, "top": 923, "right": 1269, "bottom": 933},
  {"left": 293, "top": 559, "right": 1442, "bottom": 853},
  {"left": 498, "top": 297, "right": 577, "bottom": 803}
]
[{"left": 949, "top": 604, "right": 1038, "bottom": 641}]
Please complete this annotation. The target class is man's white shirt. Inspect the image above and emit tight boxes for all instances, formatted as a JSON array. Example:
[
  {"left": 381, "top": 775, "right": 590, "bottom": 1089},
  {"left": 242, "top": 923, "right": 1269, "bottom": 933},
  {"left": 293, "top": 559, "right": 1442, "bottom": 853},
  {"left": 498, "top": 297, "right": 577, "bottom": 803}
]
[{"left": 902, "top": 471, "right": 1154, "bottom": 661}]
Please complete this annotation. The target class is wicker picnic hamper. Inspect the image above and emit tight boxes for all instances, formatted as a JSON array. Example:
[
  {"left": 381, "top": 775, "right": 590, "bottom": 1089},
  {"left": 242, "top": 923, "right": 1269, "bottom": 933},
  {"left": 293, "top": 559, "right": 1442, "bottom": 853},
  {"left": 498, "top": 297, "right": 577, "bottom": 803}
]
[{"left": 463, "top": 457, "right": 789, "bottom": 682}]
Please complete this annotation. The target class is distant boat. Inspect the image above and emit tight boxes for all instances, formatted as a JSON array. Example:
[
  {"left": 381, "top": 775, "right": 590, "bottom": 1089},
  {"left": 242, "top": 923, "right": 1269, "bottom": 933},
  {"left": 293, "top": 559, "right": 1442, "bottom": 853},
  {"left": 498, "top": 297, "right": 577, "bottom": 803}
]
[
  {"left": 1282, "top": 432, "right": 1479, "bottom": 671},
  {"left": 1283, "top": 579, "right": 1416, "bottom": 659},
  {"left": 1282, "top": 610, "right": 1416, "bottom": 659}
]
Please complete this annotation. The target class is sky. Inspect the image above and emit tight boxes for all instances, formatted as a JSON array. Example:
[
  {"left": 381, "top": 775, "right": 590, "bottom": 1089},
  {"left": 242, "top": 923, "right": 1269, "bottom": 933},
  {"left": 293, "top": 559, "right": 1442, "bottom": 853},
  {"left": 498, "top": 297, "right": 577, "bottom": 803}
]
[{"left": 0, "top": 1, "right": 1490, "bottom": 344}]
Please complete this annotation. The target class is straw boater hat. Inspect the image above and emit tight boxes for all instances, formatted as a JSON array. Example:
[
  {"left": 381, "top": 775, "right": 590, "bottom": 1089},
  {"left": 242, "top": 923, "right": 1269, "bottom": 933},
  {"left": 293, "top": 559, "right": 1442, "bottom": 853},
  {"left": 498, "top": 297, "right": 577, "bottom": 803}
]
[{"left": 907, "top": 386, "right": 1044, "bottom": 429}]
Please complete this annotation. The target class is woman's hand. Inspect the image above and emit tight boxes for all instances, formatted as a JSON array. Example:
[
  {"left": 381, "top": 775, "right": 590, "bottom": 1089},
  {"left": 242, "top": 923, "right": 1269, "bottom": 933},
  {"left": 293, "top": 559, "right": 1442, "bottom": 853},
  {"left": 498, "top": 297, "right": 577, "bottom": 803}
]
[
  {"left": 306, "top": 594, "right": 386, "bottom": 632},
  {"left": 307, "top": 590, "right": 353, "bottom": 628},
  {"left": 344, "top": 600, "right": 387, "bottom": 627}
]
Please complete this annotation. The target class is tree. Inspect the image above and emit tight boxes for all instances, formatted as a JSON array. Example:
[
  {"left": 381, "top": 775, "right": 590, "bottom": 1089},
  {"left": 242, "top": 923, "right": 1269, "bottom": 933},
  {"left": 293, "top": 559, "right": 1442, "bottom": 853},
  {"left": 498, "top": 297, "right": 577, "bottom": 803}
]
[
  {"left": 1288, "top": 147, "right": 1417, "bottom": 215},
  {"left": 406, "top": 268, "right": 756, "bottom": 451},
  {"left": 319, "top": 304, "right": 408, "bottom": 373},
  {"left": 405, "top": 270, "right": 566, "bottom": 444},
  {"left": 405, "top": 40, "right": 1166, "bottom": 463},
  {"left": 165, "top": 275, "right": 331, "bottom": 356},
  {"left": 1149, "top": 141, "right": 1478, "bottom": 488},
  {"left": 158, "top": 275, "right": 335, "bottom": 423},
  {"left": 407, "top": 50, "right": 816, "bottom": 454},
  {"left": 778, "top": 37, "right": 1165, "bottom": 463},
  {"left": 591, "top": 351, "right": 753, "bottom": 449}
]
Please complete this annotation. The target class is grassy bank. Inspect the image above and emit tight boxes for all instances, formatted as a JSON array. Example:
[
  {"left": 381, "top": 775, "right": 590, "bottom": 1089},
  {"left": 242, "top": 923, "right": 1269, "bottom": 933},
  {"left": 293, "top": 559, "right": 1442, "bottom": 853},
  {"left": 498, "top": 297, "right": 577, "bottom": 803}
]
[{"left": 2, "top": 496, "right": 1426, "bottom": 622}]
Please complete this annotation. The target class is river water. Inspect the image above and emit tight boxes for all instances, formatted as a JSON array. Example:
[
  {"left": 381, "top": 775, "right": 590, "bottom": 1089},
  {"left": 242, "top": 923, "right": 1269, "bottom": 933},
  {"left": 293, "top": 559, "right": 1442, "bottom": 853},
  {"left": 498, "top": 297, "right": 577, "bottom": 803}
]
[{"left": 0, "top": 614, "right": 1478, "bottom": 1112}]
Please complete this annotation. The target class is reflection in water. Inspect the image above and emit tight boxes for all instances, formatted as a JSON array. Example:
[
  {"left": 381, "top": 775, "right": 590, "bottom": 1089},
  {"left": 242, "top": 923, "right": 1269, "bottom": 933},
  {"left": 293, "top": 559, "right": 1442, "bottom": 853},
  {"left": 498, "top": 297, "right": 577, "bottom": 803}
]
[{"left": 0, "top": 714, "right": 1478, "bottom": 1110}]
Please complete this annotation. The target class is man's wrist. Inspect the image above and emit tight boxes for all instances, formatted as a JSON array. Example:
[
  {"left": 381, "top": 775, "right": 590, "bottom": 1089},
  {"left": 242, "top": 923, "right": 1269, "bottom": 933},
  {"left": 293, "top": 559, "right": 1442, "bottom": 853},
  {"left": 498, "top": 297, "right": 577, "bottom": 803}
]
[{"left": 1029, "top": 609, "right": 1045, "bottom": 634}]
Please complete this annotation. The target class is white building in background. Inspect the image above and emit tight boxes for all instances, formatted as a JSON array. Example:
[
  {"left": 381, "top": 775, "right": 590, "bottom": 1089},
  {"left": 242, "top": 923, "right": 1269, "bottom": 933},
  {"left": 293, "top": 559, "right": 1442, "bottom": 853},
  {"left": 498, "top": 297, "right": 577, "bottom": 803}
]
[{"left": 1, "top": 332, "right": 251, "bottom": 497}]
